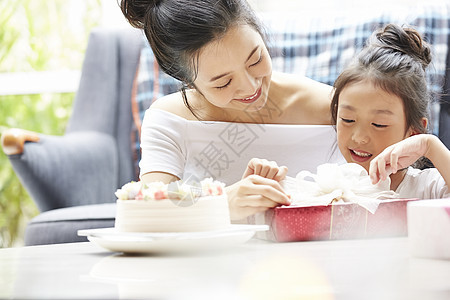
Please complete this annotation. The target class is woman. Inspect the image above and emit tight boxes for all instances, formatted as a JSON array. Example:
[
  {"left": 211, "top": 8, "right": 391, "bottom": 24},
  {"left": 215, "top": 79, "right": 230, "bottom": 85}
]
[{"left": 120, "top": 0, "right": 342, "bottom": 220}]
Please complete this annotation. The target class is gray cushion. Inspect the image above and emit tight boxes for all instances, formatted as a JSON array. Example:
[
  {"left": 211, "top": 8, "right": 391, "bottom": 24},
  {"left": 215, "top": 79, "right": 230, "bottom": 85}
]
[{"left": 24, "top": 203, "right": 116, "bottom": 246}]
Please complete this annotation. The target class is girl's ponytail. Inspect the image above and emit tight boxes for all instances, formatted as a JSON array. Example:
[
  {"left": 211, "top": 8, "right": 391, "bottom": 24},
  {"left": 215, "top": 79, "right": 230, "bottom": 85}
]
[{"left": 374, "top": 24, "right": 432, "bottom": 71}]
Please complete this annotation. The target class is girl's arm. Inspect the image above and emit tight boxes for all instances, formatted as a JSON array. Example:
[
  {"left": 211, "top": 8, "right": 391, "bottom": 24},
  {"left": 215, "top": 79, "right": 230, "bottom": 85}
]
[
  {"left": 369, "top": 134, "right": 450, "bottom": 186},
  {"left": 422, "top": 134, "right": 450, "bottom": 186}
]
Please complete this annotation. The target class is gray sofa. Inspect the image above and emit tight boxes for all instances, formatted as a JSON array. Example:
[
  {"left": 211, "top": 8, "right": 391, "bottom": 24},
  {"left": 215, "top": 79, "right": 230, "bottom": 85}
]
[
  {"left": 2, "top": 28, "right": 143, "bottom": 245},
  {"left": 2, "top": 11, "right": 450, "bottom": 246}
]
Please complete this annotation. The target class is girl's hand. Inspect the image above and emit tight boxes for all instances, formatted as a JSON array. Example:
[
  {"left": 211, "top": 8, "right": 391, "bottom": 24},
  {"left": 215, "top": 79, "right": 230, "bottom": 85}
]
[
  {"left": 226, "top": 175, "right": 291, "bottom": 221},
  {"left": 369, "top": 134, "right": 430, "bottom": 184},
  {"left": 242, "top": 158, "right": 288, "bottom": 181}
]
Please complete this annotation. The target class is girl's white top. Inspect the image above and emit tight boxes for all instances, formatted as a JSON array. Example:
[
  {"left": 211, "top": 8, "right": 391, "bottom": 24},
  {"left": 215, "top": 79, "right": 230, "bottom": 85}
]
[
  {"left": 396, "top": 167, "right": 450, "bottom": 199},
  {"left": 139, "top": 108, "right": 345, "bottom": 185}
]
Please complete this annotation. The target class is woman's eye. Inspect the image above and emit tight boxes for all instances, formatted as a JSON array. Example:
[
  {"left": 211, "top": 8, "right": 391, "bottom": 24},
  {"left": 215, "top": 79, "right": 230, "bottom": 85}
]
[
  {"left": 340, "top": 117, "right": 354, "bottom": 123},
  {"left": 250, "top": 55, "right": 262, "bottom": 67},
  {"left": 216, "top": 79, "right": 231, "bottom": 90},
  {"left": 372, "top": 123, "right": 388, "bottom": 128}
]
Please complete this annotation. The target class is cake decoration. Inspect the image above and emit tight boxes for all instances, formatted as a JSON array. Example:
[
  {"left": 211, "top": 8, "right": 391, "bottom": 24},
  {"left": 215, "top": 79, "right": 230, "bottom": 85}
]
[{"left": 114, "top": 177, "right": 225, "bottom": 201}]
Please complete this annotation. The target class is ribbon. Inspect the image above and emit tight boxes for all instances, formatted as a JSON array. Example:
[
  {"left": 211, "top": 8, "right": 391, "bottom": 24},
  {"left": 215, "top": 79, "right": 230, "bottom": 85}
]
[{"left": 282, "top": 163, "right": 399, "bottom": 214}]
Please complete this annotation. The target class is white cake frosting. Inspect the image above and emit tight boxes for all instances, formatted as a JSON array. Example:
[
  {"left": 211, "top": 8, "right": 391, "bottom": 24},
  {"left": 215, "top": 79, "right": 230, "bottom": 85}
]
[{"left": 114, "top": 178, "right": 230, "bottom": 232}]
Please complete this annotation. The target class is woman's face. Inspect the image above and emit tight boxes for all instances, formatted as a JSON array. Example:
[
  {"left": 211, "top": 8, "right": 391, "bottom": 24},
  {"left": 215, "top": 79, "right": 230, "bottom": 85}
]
[
  {"left": 193, "top": 24, "right": 272, "bottom": 113},
  {"left": 336, "top": 80, "right": 414, "bottom": 172}
]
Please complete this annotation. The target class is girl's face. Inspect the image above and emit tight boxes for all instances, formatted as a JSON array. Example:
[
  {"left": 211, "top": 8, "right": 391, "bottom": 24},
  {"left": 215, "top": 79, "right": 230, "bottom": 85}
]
[
  {"left": 193, "top": 24, "right": 272, "bottom": 113},
  {"left": 336, "top": 80, "right": 415, "bottom": 172}
]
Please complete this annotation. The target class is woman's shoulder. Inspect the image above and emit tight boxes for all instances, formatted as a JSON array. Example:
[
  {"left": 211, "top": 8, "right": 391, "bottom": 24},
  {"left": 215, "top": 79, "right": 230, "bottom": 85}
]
[
  {"left": 272, "top": 72, "right": 329, "bottom": 88},
  {"left": 149, "top": 91, "right": 196, "bottom": 120},
  {"left": 270, "top": 72, "right": 333, "bottom": 124}
]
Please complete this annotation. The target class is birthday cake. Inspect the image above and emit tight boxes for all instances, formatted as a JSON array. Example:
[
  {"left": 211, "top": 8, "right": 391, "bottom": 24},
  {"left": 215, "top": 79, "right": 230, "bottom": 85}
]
[{"left": 114, "top": 178, "right": 230, "bottom": 232}]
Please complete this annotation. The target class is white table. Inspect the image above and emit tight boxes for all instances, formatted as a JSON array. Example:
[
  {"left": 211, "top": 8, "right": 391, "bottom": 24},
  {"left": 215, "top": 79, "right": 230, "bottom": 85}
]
[{"left": 0, "top": 237, "right": 449, "bottom": 300}]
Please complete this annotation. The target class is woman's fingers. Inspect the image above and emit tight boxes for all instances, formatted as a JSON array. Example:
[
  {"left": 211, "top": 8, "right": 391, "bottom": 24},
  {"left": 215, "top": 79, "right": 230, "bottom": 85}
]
[
  {"left": 243, "top": 158, "right": 288, "bottom": 181},
  {"left": 226, "top": 174, "right": 291, "bottom": 220},
  {"left": 274, "top": 166, "right": 288, "bottom": 181},
  {"left": 236, "top": 193, "right": 287, "bottom": 208},
  {"left": 239, "top": 175, "right": 291, "bottom": 206},
  {"left": 248, "top": 158, "right": 274, "bottom": 178}
]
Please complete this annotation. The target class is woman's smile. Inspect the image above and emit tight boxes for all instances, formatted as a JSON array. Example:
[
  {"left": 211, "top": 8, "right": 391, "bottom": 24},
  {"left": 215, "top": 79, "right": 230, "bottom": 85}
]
[{"left": 234, "top": 87, "right": 262, "bottom": 104}]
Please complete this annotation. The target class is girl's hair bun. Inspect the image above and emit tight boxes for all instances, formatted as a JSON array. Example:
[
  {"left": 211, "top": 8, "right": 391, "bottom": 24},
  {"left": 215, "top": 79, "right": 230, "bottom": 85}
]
[
  {"left": 120, "top": 0, "right": 160, "bottom": 29},
  {"left": 373, "top": 24, "right": 431, "bottom": 70}
]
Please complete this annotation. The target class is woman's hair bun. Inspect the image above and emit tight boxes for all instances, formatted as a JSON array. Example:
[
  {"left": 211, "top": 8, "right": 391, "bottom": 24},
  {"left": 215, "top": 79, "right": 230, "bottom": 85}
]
[
  {"left": 120, "top": 0, "right": 160, "bottom": 29},
  {"left": 374, "top": 24, "right": 432, "bottom": 69}
]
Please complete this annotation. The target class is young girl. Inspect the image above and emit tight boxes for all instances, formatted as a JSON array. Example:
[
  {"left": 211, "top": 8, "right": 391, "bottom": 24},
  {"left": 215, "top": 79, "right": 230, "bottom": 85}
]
[{"left": 331, "top": 23, "right": 450, "bottom": 198}]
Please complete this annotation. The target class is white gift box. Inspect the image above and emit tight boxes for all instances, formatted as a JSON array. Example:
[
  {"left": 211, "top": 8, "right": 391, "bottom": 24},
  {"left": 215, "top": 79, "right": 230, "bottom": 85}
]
[{"left": 407, "top": 199, "right": 450, "bottom": 260}]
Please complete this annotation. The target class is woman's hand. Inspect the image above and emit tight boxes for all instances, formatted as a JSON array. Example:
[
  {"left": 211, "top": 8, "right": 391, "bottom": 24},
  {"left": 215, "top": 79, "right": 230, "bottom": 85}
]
[
  {"left": 369, "top": 134, "right": 430, "bottom": 184},
  {"left": 226, "top": 158, "right": 290, "bottom": 221},
  {"left": 226, "top": 175, "right": 291, "bottom": 221},
  {"left": 242, "top": 158, "right": 288, "bottom": 181}
]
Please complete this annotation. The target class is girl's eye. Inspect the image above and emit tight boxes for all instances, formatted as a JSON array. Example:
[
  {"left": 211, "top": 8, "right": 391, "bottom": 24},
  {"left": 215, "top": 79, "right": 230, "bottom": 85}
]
[
  {"left": 372, "top": 123, "right": 388, "bottom": 128},
  {"left": 216, "top": 79, "right": 231, "bottom": 90},
  {"left": 340, "top": 117, "right": 354, "bottom": 123},
  {"left": 249, "top": 55, "right": 262, "bottom": 67}
]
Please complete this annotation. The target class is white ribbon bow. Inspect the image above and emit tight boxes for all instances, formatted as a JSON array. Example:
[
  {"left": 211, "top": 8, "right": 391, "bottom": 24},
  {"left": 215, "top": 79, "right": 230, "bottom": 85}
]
[{"left": 282, "top": 163, "right": 399, "bottom": 214}]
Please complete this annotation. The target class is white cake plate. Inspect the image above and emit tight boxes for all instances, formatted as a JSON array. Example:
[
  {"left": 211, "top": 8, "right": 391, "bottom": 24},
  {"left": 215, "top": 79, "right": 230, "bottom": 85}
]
[{"left": 78, "top": 224, "right": 269, "bottom": 254}]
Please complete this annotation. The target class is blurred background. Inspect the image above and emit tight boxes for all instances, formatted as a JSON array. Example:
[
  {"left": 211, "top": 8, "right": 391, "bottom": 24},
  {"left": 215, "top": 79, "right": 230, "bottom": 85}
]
[
  {"left": 0, "top": 0, "right": 108, "bottom": 248},
  {"left": 0, "top": 0, "right": 441, "bottom": 248}
]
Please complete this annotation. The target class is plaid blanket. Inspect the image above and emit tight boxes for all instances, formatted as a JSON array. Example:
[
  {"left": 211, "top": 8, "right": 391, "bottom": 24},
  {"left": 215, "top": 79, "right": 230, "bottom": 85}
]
[
  {"left": 263, "top": 6, "right": 449, "bottom": 93},
  {"left": 130, "top": 3, "right": 450, "bottom": 179}
]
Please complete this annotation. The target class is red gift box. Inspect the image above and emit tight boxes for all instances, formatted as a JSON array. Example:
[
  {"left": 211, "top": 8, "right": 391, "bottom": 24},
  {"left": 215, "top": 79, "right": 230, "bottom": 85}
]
[{"left": 248, "top": 199, "right": 417, "bottom": 242}]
